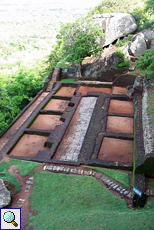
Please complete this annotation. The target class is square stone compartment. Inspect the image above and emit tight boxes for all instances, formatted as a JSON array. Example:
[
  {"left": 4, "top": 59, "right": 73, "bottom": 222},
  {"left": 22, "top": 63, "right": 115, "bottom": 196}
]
[
  {"left": 30, "top": 114, "right": 63, "bottom": 130},
  {"left": 106, "top": 116, "right": 134, "bottom": 134},
  {"left": 98, "top": 137, "right": 133, "bottom": 163},
  {"left": 43, "top": 99, "right": 69, "bottom": 112},
  {"left": 78, "top": 86, "right": 111, "bottom": 95},
  {"left": 9, "top": 134, "right": 48, "bottom": 157},
  {"left": 112, "top": 86, "right": 128, "bottom": 95},
  {"left": 108, "top": 100, "right": 134, "bottom": 114},
  {"left": 55, "top": 87, "right": 76, "bottom": 97}
]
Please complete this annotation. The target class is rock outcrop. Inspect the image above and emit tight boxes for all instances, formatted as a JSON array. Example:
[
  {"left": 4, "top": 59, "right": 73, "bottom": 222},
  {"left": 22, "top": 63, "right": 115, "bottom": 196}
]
[
  {"left": 127, "top": 29, "right": 154, "bottom": 57},
  {"left": 61, "top": 64, "right": 81, "bottom": 79},
  {"left": 93, "top": 13, "right": 137, "bottom": 47},
  {"left": 82, "top": 46, "right": 120, "bottom": 79},
  {"left": 127, "top": 76, "right": 143, "bottom": 97},
  {"left": 128, "top": 33, "right": 147, "bottom": 57},
  {"left": 0, "top": 179, "right": 11, "bottom": 208},
  {"left": 142, "top": 29, "right": 154, "bottom": 49}
]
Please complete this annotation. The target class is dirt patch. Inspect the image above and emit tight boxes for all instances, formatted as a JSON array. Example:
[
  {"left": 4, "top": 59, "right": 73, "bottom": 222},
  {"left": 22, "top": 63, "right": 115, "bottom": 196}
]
[
  {"left": 112, "top": 86, "right": 128, "bottom": 95},
  {"left": 55, "top": 87, "right": 76, "bottom": 97},
  {"left": 43, "top": 99, "right": 69, "bottom": 111},
  {"left": 106, "top": 116, "right": 134, "bottom": 134},
  {"left": 30, "top": 114, "right": 63, "bottom": 130},
  {"left": 10, "top": 134, "right": 49, "bottom": 157},
  {"left": 108, "top": 100, "right": 134, "bottom": 114},
  {"left": 98, "top": 137, "right": 133, "bottom": 162},
  {"left": 78, "top": 86, "right": 111, "bottom": 95},
  {"left": 6, "top": 165, "right": 33, "bottom": 230}
]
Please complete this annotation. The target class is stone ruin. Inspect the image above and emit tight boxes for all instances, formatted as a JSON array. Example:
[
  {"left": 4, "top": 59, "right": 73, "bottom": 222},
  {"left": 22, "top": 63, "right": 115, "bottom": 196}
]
[{"left": 0, "top": 67, "right": 154, "bottom": 208}]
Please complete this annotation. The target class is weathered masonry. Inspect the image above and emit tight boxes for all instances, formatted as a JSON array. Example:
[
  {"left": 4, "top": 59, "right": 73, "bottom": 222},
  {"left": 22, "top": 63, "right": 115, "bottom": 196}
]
[{"left": 0, "top": 67, "right": 154, "bottom": 208}]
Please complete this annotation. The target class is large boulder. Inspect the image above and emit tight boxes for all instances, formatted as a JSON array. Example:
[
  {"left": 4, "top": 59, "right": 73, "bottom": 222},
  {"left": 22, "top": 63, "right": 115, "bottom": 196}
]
[
  {"left": 0, "top": 179, "right": 11, "bottom": 208},
  {"left": 93, "top": 13, "right": 137, "bottom": 47},
  {"left": 127, "top": 29, "right": 154, "bottom": 57},
  {"left": 128, "top": 33, "right": 147, "bottom": 57},
  {"left": 82, "top": 46, "right": 120, "bottom": 79},
  {"left": 142, "top": 29, "right": 154, "bottom": 49},
  {"left": 61, "top": 64, "right": 81, "bottom": 79}
]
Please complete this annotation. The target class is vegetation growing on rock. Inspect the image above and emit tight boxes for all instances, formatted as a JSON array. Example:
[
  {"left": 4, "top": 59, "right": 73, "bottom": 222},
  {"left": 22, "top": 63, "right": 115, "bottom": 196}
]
[
  {"left": 116, "top": 48, "right": 130, "bottom": 67},
  {"left": 136, "top": 49, "right": 154, "bottom": 79}
]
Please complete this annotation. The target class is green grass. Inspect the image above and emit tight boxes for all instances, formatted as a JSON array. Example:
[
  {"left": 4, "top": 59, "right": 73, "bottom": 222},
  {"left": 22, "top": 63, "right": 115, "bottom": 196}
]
[
  {"left": 0, "top": 159, "right": 40, "bottom": 192},
  {"left": 60, "top": 78, "right": 76, "bottom": 83},
  {"left": 28, "top": 171, "right": 154, "bottom": 230},
  {"left": 84, "top": 166, "right": 130, "bottom": 188},
  {"left": 9, "top": 159, "right": 40, "bottom": 177},
  {"left": 147, "top": 179, "right": 154, "bottom": 188},
  {"left": 0, "top": 161, "right": 21, "bottom": 192}
]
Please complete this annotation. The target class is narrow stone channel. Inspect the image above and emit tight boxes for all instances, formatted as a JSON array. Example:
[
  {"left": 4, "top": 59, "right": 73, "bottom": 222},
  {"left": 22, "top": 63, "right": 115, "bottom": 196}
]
[{"left": 54, "top": 97, "right": 97, "bottom": 162}]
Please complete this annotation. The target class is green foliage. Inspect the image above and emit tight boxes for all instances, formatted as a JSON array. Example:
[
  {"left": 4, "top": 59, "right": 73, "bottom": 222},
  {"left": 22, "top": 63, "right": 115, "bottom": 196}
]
[
  {"left": 0, "top": 161, "right": 21, "bottom": 192},
  {"left": 0, "top": 86, "right": 15, "bottom": 132},
  {"left": 136, "top": 49, "right": 154, "bottom": 79},
  {"left": 132, "top": 6, "right": 154, "bottom": 31},
  {"left": 0, "top": 67, "right": 46, "bottom": 134},
  {"left": 116, "top": 48, "right": 130, "bottom": 67},
  {"left": 65, "top": 30, "right": 103, "bottom": 65},
  {"left": 48, "top": 18, "right": 104, "bottom": 69},
  {"left": 88, "top": 0, "right": 144, "bottom": 16},
  {"left": 115, "top": 35, "right": 134, "bottom": 47},
  {"left": 145, "top": 0, "right": 154, "bottom": 13},
  {"left": 60, "top": 79, "right": 76, "bottom": 83},
  {"left": 148, "top": 178, "right": 154, "bottom": 188},
  {"left": 117, "top": 61, "right": 130, "bottom": 67}
]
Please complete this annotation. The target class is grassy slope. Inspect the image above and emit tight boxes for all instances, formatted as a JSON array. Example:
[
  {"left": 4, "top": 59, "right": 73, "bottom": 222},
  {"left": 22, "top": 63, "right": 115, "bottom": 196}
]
[
  {"left": 0, "top": 159, "right": 40, "bottom": 192},
  {"left": 28, "top": 171, "right": 154, "bottom": 230},
  {"left": 0, "top": 161, "right": 21, "bottom": 192},
  {"left": 84, "top": 166, "right": 130, "bottom": 188},
  {"left": 9, "top": 159, "right": 40, "bottom": 177}
]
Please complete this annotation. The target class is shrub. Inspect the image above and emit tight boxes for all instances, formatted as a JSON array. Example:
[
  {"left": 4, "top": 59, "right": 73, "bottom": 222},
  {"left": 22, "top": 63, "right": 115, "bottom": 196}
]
[
  {"left": 47, "top": 18, "right": 104, "bottom": 69},
  {"left": 116, "top": 48, "right": 130, "bottom": 67},
  {"left": 115, "top": 35, "right": 134, "bottom": 47},
  {"left": 136, "top": 49, "right": 154, "bottom": 79}
]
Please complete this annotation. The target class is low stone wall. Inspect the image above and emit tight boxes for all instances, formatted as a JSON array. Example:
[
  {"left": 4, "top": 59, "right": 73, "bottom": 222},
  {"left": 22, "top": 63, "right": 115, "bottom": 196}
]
[{"left": 142, "top": 80, "right": 154, "bottom": 155}]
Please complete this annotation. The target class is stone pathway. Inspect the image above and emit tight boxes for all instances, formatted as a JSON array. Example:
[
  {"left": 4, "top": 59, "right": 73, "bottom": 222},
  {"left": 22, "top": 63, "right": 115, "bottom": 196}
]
[
  {"left": 146, "top": 189, "right": 154, "bottom": 196},
  {"left": 14, "top": 176, "right": 34, "bottom": 208},
  {"left": 44, "top": 165, "right": 133, "bottom": 200}
]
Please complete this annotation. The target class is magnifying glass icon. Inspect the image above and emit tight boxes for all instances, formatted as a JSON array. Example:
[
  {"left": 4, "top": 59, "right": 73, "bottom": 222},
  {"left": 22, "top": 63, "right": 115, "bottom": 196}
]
[{"left": 3, "top": 211, "right": 18, "bottom": 227}]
